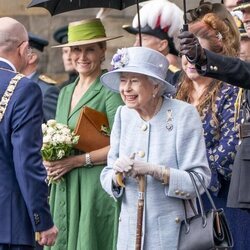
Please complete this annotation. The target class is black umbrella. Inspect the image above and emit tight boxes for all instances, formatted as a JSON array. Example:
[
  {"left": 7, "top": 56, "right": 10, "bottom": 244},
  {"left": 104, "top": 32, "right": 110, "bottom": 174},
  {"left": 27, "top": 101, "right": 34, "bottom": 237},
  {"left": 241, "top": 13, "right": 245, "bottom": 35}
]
[
  {"left": 27, "top": 0, "right": 147, "bottom": 45},
  {"left": 27, "top": 0, "right": 147, "bottom": 15}
]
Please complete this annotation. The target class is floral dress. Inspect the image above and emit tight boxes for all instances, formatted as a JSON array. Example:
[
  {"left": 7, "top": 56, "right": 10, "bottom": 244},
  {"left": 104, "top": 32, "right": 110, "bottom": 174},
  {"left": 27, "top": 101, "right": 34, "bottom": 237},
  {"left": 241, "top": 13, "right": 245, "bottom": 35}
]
[
  {"left": 201, "top": 83, "right": 240, "bottom": 196},
  {"left": 201, "top": 83, "right": 249, "bottom": 250}
]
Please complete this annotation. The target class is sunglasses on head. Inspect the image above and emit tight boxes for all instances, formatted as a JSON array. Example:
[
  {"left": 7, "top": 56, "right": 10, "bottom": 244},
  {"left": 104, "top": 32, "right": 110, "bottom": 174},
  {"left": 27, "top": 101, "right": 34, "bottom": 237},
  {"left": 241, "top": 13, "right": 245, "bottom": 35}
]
[{"left": 186, "top": 0, "right": 225, "bottom": 23}]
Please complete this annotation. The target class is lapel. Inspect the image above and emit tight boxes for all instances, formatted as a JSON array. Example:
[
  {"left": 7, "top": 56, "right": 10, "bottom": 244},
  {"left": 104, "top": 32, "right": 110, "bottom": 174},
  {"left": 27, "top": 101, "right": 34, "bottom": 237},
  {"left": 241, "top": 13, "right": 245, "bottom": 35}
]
[{"left": 67, "top": 76, "right": 103, "bottom": 121}]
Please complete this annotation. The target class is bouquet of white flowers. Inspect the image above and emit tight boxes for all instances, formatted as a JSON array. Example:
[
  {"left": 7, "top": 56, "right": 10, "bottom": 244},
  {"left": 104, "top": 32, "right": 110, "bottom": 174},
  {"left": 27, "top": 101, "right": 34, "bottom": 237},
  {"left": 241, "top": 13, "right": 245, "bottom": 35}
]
[
  {"left": 42, "top": 119, "right": 79, "bottom": 161},
  {"left": 41, "top": 120, "right": 79, "bottom": 184}
]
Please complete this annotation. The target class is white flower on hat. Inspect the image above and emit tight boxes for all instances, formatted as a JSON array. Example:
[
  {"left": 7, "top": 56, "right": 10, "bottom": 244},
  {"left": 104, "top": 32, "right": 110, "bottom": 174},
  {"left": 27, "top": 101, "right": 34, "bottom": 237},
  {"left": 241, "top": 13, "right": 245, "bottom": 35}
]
[{"left": 111, "top": 48, "right": 129, "bottom": 70}]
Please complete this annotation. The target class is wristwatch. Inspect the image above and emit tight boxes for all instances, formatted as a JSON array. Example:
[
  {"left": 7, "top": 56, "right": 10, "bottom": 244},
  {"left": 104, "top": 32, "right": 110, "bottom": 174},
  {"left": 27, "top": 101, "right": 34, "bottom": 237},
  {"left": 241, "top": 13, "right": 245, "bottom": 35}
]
[{"left": 84, "top": 153, "right": 93, "bottom": 168}]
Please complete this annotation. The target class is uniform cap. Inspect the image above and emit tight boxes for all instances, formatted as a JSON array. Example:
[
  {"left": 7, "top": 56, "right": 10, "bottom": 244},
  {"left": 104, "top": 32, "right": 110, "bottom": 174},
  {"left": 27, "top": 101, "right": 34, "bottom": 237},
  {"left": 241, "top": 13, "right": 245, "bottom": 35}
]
[
  {"left": 234, "top": 0, "right": 250, "bottom": 11},
  {"left": 232, "top": 10, "right": 248, "bottom": 38},
  {"left": 122, "top": 0, "right": 183, "bottom": 56},
  {"left": 53, "top": 25, "right": 68, "bottom": 44},
  {"left": 28, "top": 32, "right": 49, "bottom": 52}
]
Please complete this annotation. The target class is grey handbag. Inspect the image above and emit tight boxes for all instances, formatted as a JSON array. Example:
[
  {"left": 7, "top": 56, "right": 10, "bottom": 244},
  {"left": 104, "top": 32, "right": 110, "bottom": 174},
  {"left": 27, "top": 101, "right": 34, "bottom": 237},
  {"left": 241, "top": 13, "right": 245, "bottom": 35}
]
[{"left": 177, "top": 171, "right": 234, "bottom": 250}]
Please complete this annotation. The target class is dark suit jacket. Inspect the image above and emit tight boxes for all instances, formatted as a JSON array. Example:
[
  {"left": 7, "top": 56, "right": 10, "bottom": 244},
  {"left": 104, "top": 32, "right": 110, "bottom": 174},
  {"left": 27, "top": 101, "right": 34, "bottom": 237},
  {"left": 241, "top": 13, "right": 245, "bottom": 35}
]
[
  {"left": 0, "top": 61, "right": 54, "bottom": 246},
  {"left": 196, "top": 50, "right": 250, "bottom": 208},
  {"left": 30, "top": 72, "right": 60, "bottom": 122},
  {"left": 197, "top": 49, "right": 250, "bottom": 89}
]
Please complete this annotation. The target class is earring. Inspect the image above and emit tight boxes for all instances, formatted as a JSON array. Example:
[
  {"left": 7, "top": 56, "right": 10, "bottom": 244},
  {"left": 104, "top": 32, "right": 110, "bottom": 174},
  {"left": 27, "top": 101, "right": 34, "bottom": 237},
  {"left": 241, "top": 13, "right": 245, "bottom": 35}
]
[
  {"left": 100, "top": 56, "right": 105, "bottom": 63},
  {"left": 153, "top": 94, "right": 156, "bottom": 98}
]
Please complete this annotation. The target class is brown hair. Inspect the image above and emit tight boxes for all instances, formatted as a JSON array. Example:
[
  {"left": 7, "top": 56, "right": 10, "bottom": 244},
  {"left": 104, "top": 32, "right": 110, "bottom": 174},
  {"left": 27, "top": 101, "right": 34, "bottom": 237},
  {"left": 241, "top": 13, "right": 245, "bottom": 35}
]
[{"left": 176, "top": 13, "right": 240, "bottom": 129}]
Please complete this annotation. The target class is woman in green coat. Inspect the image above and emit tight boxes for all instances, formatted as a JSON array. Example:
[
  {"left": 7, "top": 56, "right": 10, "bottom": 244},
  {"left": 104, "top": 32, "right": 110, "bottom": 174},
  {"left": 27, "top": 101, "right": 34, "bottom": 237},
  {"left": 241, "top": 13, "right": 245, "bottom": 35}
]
[{"left": 44, "top": 18, "right": 123, "bottom": 250}]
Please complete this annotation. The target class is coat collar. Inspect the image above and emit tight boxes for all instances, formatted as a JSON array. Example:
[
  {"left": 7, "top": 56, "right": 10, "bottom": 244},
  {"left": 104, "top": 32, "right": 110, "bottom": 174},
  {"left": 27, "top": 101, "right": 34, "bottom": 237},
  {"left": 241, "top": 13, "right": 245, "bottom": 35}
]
[{"left": 0, "top": 59, "right": 16, "bottom": 72}]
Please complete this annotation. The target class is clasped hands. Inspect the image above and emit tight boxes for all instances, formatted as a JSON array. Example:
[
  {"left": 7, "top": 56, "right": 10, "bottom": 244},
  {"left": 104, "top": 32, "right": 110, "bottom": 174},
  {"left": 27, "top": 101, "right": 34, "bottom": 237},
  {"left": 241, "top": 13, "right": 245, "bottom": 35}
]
[{"left": 113, "top": 155, "right": 169, "bottom": 184}]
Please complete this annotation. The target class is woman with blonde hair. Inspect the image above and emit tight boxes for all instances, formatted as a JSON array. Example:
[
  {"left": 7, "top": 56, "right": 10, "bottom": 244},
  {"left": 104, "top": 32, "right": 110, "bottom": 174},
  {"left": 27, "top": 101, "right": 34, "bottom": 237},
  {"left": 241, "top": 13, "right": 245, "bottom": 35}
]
[
  {"left": 44, "top": 18, "right": 123, "bottom": 250},
  {"left": 176, "top": 11, "right": 249, "bottom": 249}
]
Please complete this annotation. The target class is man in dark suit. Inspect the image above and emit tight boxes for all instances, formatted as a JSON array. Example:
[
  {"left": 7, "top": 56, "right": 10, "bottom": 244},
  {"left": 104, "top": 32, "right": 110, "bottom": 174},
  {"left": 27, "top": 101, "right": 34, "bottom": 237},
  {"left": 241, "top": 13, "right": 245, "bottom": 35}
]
[
  {"left": 22, "top": 33, "right": 60, "bottom": 122},
  {"left": 178, "top": 0, "right": 250, "bottom": 209},
  {"left": 0, "top": 17, "right": 58, "bottom": 249}
]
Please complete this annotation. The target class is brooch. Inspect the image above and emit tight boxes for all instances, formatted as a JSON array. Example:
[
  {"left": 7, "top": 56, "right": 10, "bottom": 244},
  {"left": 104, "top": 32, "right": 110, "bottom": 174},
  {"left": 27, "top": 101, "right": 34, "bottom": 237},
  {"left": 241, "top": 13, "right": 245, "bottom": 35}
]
[{"left": 166, "top": 109, "right": 173, "bottom": 131}]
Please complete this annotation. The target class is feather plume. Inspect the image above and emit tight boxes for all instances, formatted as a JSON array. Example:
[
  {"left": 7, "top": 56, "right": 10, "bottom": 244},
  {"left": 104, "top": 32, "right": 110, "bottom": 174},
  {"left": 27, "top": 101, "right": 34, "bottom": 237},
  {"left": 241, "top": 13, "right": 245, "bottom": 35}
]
[
  {"left": 132, "top": 0, "right": 183, "bottom": 37},
  {"left": 96, "top": 8, "right": 111, "bottom": 20},
  {"left": 131, "top": 0, "right": 183, "bottom": 50}
]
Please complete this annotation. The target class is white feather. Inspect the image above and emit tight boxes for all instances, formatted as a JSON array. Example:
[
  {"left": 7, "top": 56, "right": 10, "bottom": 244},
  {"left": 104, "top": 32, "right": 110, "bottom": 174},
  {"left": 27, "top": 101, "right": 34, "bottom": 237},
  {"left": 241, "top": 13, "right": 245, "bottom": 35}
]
[
  {"left": 132, "top": 0, "right": 183, "bottom": 35},
  {"left": 96, "top": 8, "right": 111, "bottom": 20}
]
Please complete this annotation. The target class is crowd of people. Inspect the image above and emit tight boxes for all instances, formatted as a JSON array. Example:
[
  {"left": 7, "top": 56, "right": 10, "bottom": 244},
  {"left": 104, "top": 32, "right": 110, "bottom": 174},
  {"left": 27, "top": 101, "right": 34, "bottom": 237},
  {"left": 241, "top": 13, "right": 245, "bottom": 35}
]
[{"left": 0, "top": 0, "right": 250, "bottom": 249}]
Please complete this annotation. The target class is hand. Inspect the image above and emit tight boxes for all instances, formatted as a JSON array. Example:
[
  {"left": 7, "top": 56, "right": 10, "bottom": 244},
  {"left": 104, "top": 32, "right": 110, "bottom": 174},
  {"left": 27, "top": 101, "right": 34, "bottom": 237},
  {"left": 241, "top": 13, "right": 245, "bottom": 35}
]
[
  {"left": 44, "top": 155, "right": 82, "bottom": 180},
  {"left": 113, "top": 155, "right": 133, "bottom": 175},
  {"left": 37, "top": 225, "right": 58, "bottom": 246},
  {"left": 178, "top": 31, "right": 206, "bottom": 66},
  {"left": 130, "top": 161, "right": 169, "bottom": 184}
]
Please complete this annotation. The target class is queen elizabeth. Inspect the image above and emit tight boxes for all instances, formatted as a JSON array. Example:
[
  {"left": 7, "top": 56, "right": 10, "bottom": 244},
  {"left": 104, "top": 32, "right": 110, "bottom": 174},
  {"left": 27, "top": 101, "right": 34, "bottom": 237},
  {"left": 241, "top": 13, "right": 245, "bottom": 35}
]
[{"left": 100, "top": 47, "right": 211, "bottom": 249}]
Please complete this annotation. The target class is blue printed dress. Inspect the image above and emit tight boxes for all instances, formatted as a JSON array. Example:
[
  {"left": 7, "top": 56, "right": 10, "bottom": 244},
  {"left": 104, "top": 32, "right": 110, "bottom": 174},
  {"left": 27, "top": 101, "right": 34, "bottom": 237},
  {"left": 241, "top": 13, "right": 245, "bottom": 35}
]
[{"left": 201, "top": 83, "right": 249, "bottom": 250}]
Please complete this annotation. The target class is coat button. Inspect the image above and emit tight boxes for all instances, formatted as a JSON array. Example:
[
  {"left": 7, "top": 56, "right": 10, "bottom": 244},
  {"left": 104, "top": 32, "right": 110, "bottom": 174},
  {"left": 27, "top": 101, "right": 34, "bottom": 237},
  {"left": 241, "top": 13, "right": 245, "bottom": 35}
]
[
  {"left": 180, "top": 191, "right": 186, "bottom": 196},
  {"left": 138, "top": 151, "right": 145, "bottom": 158},
  {"left": 186, "top": 193, "right": 190, "bottom": 198},
  {"left": 214, "top": 66, "right": 218, "bottom": 71},
  {"left": 175, "top": 217, "right": 180, "bottom": 223},
  {"left": 141, "top": 124, "right": 148, "bottom": 131},
  {"left": 210, "top": 65, "right": 214, "bottom": 70},
  {"left": 175, "top": 190, "right": 180, "bottom": 195}
]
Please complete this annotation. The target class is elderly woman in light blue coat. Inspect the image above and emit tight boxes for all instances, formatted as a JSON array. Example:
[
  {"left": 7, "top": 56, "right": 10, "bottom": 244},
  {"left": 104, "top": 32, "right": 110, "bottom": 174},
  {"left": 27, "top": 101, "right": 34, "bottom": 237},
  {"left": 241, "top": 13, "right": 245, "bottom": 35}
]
[{"left": 100, "top": 47, "right": 211, "bottom": 250}]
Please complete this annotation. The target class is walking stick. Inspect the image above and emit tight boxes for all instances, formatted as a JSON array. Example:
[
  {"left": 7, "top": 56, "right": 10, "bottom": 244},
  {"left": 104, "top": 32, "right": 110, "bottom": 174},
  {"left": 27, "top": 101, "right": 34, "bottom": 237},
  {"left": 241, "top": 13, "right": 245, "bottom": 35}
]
[{"left": 135, "top": 175, "right": 145, "bottom": 250}]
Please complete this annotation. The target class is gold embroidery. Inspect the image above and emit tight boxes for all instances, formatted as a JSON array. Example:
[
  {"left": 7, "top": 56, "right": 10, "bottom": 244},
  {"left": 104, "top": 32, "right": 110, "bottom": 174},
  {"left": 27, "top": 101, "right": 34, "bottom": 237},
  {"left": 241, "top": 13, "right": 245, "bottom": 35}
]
[{"left": 0, "top": 73, "right": 24, "bottom": 122}]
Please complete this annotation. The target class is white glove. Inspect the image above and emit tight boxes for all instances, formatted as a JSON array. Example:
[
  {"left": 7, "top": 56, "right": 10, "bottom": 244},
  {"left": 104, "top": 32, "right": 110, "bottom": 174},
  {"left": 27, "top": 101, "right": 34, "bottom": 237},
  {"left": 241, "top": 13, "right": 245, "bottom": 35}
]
[
  {"left": 130, "top": 161, "right": 169, "bottom": 184},
  {"left": 113, "top": 155, "right": 133, "bottom": 175}
]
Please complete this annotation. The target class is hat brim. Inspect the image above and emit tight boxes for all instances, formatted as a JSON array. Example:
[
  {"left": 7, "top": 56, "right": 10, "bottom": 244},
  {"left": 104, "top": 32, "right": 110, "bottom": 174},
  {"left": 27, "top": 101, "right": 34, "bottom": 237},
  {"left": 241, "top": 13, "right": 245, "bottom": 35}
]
[
  {"left": 122, "top": 25, "right": 138, "bottom": 35},
  {"left": 100, "top": 67, "right": 176, "bottom": 94},
  {"left": 52, "top": 35, "right": 122, "bottom": 48},
  {"left": 233, "top": 3, "right": 250, "bottom": 11},
  {"left": 241, "top": 32, "right": 249, "bottom": 38}
]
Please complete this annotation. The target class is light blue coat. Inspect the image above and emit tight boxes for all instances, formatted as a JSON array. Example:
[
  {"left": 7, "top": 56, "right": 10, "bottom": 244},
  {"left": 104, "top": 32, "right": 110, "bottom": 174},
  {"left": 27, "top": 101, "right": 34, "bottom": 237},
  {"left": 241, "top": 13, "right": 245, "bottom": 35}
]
[{"left": 100, "top": 97, "right": 211, "bottom": 250}]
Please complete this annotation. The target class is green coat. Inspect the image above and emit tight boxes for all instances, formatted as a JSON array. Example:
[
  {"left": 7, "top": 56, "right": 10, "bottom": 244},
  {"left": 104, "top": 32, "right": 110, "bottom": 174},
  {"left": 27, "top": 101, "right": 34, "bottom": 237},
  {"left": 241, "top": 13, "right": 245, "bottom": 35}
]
[{"left": 45, "top": 75, "right": 123, "bottom": 250}]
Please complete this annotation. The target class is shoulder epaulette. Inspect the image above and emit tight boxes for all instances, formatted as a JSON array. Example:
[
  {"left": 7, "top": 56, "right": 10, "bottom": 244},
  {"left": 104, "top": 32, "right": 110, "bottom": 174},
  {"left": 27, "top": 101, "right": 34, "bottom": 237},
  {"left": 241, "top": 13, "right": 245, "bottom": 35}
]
[
  {"left": 39, "top": 74, "right": 57, "bottom": 84},
  {"left": 168, "top": 64, "right": 180, "bottom": 73}
]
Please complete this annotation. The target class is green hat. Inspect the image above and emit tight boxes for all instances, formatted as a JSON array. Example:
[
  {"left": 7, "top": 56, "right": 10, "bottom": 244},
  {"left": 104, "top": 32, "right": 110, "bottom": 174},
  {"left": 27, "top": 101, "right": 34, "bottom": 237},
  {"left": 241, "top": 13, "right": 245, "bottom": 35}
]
[{"left": 53, "top": 18, "right": 122, "bottom": 48}]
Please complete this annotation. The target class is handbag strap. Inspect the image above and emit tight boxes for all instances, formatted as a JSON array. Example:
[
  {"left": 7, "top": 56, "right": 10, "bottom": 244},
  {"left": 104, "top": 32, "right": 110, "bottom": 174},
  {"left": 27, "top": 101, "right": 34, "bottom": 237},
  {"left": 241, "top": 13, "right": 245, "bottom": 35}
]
[
  {"left": 190, "top": 171, "right": 217, "bottom": 210},
  {"left": 183, "top": 171, "right": 217, "bottom": 230}
]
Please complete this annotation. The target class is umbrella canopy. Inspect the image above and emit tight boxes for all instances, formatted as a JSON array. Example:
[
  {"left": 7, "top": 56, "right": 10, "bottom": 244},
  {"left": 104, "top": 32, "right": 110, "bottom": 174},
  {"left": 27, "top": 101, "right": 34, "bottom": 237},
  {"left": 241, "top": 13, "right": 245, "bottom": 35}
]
[{"left": 27, "top": 0, "right": 147, "bottom": 15}]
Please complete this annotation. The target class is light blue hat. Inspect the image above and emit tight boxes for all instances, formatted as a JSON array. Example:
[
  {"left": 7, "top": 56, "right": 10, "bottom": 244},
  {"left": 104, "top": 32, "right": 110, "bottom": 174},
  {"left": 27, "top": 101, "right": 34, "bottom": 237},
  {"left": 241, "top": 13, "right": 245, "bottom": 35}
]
[{"left": 101, "top": 47, "right": 176, "bottom": 94}]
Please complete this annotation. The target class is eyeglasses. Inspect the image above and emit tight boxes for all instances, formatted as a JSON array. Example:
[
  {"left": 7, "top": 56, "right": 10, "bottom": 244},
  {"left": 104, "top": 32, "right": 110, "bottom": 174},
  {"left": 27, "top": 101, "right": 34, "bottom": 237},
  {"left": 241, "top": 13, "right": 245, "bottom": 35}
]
[
  {"left": 16, "top": 40, "right": 27, "bottom": 48},
  {"left": 16, "top": 40, "right": 33, "bottom": 55},
  {"left": 27, "top": 45, "right": 33, "bottom": 55}
]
